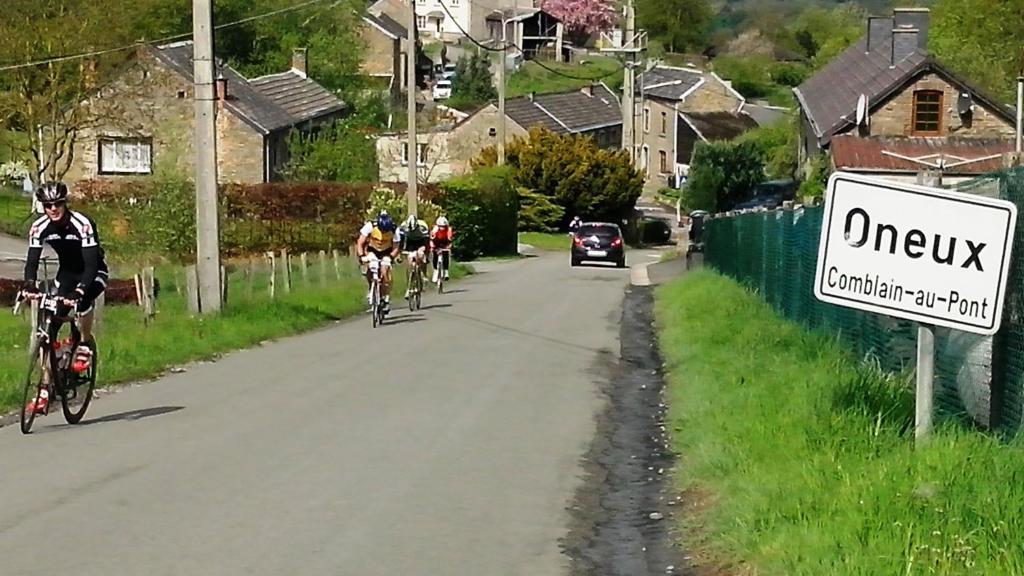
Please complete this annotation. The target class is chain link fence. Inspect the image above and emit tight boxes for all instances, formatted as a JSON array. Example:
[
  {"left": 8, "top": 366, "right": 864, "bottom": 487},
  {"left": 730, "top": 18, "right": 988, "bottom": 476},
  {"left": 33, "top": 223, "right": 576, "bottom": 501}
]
[{"left": 704, "top": 167, "right": 1024, "bottom": 436}]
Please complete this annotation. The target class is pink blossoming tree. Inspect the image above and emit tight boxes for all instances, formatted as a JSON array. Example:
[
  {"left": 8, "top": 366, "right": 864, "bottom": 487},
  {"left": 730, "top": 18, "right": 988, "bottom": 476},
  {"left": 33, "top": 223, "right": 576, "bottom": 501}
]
[{"left": 541, "top": 0, "right": 618, "bottom": 45}]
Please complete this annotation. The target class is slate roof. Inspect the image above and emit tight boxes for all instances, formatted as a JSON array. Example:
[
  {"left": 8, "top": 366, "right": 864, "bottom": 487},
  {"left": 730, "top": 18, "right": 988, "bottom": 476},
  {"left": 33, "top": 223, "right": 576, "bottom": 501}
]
[
  {"left": 741, "top": 102, "right": 790, "bottom": 127},
  {"left": 794, "top": 38, "right": 928, "bottom": 146},
  {"left": 794, "top": 36, "right": 1015, "bottom": 147},
  {"left": 151, "top": 41, "right": 344, "bottom": 134},
  {"left": 639, "top": 66, "right": 705, "bottom": 101},
  {"left": 250, "top": 71, "right": 347, "bottom": 124},
  {"left": 505, "top": 84, "right": 620, "bottom": 134},
  {"left": 682, "top": 111, "right": 758, "bottom": 141},
  {"left": 362, "top": 12, "right": 407, "bottom": 39},
  {"left": 830, "top": 135, "right": 1015, "bottom": 175}
]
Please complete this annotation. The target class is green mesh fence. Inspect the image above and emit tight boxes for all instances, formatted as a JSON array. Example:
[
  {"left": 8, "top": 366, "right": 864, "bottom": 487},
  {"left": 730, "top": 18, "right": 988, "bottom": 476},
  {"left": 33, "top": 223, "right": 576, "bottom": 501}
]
[{"left": 704, "top": 167, "right": 1024, "bottom": 436}]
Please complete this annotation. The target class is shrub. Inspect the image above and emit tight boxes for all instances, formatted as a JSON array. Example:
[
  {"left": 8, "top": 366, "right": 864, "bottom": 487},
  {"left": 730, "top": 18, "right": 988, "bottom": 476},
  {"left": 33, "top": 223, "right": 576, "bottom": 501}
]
[
  {"left": 517, "top": 187, "right": 565, "bottom": 232},
  {"left": 686, "top": 140, "right": 766, "bottom": 211},
  {"left": 439, "top": 166, "right": 518, "bottom": 260},
  {"left": 769, "top": 61, "right": 809, "bottom": 87},
  {"left": 483, "top": 127, "right": 642, "bottom": 228}
]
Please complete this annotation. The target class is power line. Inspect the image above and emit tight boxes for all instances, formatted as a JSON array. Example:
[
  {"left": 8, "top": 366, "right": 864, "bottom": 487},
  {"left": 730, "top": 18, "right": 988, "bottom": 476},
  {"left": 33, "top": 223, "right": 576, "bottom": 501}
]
[
  {"left": 512, "top": 44, "right": 625, "bottom": 81},
  {"left": 0, "top": 0, "right": 333, "bottom": 73},
  {"left": 433, "top": 0, "right": 508, "bottom": 53}
]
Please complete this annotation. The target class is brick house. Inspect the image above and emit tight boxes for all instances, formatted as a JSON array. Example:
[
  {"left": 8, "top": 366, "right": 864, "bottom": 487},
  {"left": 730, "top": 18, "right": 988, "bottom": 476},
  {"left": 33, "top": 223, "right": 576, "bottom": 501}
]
[
  {"left": 793, "top": 7, "right": 1018, "bottom": 184},
  {"left": 65, "top": 41, "right": 346, "bottom": 185},
  {"left": 636, "top": 65, "right": 748, "bottom": 189},
  {"left": 377, "top": 83, "right": 621, "bottom": 183}
]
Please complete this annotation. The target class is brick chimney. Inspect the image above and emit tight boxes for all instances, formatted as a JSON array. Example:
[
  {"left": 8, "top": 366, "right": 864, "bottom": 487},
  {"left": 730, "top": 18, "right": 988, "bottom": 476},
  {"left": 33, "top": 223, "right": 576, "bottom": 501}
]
[
  {"left": 292, "top": 47, "right": 308, "bottom": 78},
  {"left": 866, "top": 16, "right": 893, "bottom": 54}
]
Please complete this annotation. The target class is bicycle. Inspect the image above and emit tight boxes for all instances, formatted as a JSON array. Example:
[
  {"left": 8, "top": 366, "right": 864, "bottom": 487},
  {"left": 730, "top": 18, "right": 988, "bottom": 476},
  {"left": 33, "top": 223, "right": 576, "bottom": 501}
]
[
  {"left": 15, "top": 290, "right": 98, "bottom": 434},
  {"left": 365, "top": 257, "right": 387, "bottom": 328},
  {"left": 433, "top": 248, "right": 451, "bottom": 294},
  {"left": 405, "top": 251, "right": 424, "bottom": 311}
]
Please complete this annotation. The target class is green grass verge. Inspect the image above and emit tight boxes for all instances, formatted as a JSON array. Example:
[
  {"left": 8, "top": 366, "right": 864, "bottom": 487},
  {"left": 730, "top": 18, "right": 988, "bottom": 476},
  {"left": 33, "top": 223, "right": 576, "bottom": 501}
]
[
  {"left": 0, "top": 187, "right": 33, "bottom": 237},
  {"left": 507, "top": 56, "right": 623, "bottom": 98},
  {"left": 1, "top": 260, "right": 472, "bottom": 414},
  {"left": 518, "top": 231, "right": 569, "bottom": 252},
  {"left": 656, "top": 270, "right": 1024, "bottom": 576}
]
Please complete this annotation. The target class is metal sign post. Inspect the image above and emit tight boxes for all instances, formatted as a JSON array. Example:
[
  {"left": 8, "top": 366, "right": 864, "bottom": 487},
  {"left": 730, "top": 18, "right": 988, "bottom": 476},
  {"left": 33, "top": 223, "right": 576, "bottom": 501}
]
[{"left": 814, "top": 172, "right": 1018, "bottom": 444}]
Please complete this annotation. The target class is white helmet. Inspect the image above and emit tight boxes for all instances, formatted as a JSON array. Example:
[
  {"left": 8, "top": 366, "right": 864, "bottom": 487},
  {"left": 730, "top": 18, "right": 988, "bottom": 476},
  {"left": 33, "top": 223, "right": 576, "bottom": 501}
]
[{"left": 436, "top": 216, "right": 449, "bottom": 227}]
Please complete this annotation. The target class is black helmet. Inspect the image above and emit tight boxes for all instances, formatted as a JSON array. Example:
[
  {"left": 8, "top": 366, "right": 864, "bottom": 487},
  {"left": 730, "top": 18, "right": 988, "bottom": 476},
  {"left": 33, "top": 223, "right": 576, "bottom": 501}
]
[{"left": 36, "top": 181, "right": 69, "bottom": 203}]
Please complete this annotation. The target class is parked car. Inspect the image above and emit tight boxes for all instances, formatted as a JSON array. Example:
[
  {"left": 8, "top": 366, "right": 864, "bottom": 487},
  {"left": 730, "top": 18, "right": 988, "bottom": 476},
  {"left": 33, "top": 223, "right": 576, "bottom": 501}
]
[
  {"left": 433, "top": 79, "right": 452, "bottom": 100},
  {"left": 571, "top": 222, "right": 626, "bottom": 268},
  {"left": 441, "top": 63, "right": 457, "bottom": 79},
  {"left": 640, "top": 218, "right": 673, "bottom": 245}
]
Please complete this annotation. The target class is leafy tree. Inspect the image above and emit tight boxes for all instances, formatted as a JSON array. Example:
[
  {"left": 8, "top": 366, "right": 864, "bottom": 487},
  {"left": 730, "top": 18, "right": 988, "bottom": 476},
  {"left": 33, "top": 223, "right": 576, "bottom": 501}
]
[
  {"left": 517, "top": 188, "right": 565, "bottom": 232},
  {"left": 712, "top": 55, "right": 775, "bottom": 98},
  {"left": 738, "top": 117, "right": 798, "bottom": 181},
  {"left": 540, "top": 0, "right": 617, "bottom": 45},
  {"left": 283, "top": 95, "right": 388, "bottom": 182},
  {"left": 448, "top": 51, "right": 497, "bottom": 110},
  {"left": 0, "top": 0, "right": 178, "bottom": 183},
  {"left": 931, "top": 0, "right": 1024, "bottom": 102},
  {"left": 685, "top": 140, "right": 765, "bottom": 212},
  {"left": 637, "top": 0, "right": 714, "bottom": 54},
  {"left": 495, "top": 128, "right": 643, "bottom": 226}
]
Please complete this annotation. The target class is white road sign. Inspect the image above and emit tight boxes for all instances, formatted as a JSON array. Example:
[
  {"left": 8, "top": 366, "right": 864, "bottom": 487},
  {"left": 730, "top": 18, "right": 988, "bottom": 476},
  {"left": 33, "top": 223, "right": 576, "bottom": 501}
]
[{"left": 814, "top": 172, "right": 1017, "bottom": 335}]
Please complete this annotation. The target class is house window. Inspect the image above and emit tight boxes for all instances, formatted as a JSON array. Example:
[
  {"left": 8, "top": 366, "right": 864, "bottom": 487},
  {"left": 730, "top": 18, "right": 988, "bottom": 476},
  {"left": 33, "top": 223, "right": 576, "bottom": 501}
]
[
  {"left": 661, "top": 112, "right": 667, "bottom": 135},
  {"left": 643, "top": 107, "right": 651, "bottom": 133},
  {"left": 416, "top": 15, "right": 427, "bottom": 29},
  {"left": 98, "top": 138, "right": 152, "bottom": 175},
  {"left": 402, "top": 142, "right": 427, "bottom": 166},
  {"left": 659, "top": 150, "right": 667, "bottom": 173},
  {"left": 912, "top": 90, "right": 943, "bottom": 135},
  {"left": 450, "top": 0, "right": 459, "bottom": 5}
]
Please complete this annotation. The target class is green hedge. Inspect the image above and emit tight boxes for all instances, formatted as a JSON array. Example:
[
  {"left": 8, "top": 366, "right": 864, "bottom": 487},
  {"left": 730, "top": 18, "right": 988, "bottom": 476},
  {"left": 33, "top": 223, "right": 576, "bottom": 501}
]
[{"left": 439, "top": 166, "right": 519, "bottom": 260}]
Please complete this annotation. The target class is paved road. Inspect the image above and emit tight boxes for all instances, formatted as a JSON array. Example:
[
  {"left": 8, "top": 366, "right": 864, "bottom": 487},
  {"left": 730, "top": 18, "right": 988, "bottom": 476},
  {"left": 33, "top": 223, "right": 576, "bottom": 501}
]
[{"left": 0, "top": 252, "right": 646, "bottom": 575}]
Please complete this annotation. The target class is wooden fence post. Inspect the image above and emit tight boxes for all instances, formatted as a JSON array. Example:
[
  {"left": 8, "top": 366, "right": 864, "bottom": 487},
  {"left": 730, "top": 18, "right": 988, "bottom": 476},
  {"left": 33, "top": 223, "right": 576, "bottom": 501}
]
[
  {"left": 281, "top": 249, "right": 292, "bottom": 294},
  {"left": 300, "top": 252, "right": 309, "bottom": 285},
  {"left": 266, "top": 251, "right": 277, "bottom": 299},
  {"left": 246, "top": 257, "right": 256, "bottom": 298},
  {"left": 318, "top": 250, "right": 328, "bottom": 288},
  {"left": 29, "top": 298, "right": 39, "bottom": 350},
  {"left": 332, "top": 249, "right": 342, "bottom": 281},
  {"left": 220, "top": 265, "right": 228, "bottom": 307},
  {"left": 185, "top": 264, "right": 200, "bottom": 314},
  {"left": 93, "top": 292, "right": 105, "bottom": 335}
]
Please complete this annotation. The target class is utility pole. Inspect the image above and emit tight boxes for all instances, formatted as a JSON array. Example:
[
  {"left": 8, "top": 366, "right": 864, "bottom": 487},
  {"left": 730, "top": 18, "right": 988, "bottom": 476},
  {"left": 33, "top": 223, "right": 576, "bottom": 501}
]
[
  {"left": 192, "top": 0, "right": 222, "bottom": 313},
  {"left": 497, "top": 4, "right": 507, "bottom": 166},
  {"left": 621, "top": 0, "right": 636, "bottom": 164},
  {"left": 406, "top": 0, "right": 419, "bottom": 217}
]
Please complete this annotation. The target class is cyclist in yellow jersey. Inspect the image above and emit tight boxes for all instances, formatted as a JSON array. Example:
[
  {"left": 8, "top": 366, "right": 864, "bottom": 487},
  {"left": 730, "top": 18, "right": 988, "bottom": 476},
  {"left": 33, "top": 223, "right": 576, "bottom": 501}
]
[{"left": 356, "top": 211, "right": 400, "bottom": 314}]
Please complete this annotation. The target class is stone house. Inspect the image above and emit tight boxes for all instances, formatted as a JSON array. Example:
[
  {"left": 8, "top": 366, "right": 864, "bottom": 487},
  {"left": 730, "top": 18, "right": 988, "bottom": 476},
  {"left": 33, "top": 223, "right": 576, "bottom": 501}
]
[
  {"left": 674, "top": 111, "right": 759, "bottom": 186},
  {"left": 484, "top": 8, "right": 565, "bottom": 62},
  {"left": 793, "top": 7, "right": 1018, "bottom": 183},
  {"left": 377, "top": 83, "right": 621, "bottom": 183},
  {"left": 368, "top": 0, "right": 434, "bottom": 85},
  {"left": 360, "top": 12, "right": 409, "bottom": 101},
  {"left": 636, "top": 65, "right": 748, "bottom": 189},
  {"left": 65, "top": 41, "right": 346, "bottom": 185},
  {"left": 414, "top": 0, "right": 533, "bottom": 44}
]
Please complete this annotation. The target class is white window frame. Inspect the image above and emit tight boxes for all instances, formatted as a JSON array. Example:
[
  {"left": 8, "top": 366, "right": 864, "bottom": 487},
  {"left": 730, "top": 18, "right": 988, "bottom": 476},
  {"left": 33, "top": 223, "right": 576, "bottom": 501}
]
[
  {"left": 643, "top": 107, "right": 651, "bottom": 133},
  {"left": 401, "top": 142, "right": 428, "bottom": 167},
  {"left": 98, "top": 137, "right": 153, "bottom": 175}
]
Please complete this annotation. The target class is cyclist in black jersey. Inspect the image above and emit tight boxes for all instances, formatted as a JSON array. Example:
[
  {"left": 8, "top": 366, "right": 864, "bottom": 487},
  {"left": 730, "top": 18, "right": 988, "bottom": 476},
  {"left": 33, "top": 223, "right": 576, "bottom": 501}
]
[{"left": 22, "top": 182, "right": 108, "bottom": 372}]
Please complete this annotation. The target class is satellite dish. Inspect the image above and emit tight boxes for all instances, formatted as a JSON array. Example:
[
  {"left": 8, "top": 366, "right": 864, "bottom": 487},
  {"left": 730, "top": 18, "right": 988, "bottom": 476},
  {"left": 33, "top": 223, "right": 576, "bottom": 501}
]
[{"left": 855, "top": 93, "right": 869, "bottom": 126}]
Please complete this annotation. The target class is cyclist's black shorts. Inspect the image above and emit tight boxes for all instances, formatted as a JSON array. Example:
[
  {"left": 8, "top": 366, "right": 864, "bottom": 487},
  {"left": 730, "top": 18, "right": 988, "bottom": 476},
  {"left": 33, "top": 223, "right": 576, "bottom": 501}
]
[
  {"left": 54, "top": 270, "right": 107, "bottom": 314},
  {"left": 402, "top": 237, "right": 429, "bottom": 252},
  {"left": 366, "top": 246, "right": 394, "bottom": 262}
]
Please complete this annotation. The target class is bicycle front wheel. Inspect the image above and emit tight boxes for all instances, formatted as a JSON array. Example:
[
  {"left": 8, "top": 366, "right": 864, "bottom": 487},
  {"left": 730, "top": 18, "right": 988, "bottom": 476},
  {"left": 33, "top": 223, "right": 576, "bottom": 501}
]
[
  {"left": 62, "top": 339, "right": 97, "bottom": 424},
  {"left": 408, "top": 265, "right": 416, "bottom": 312},
  {"left": 20, "top": 340, "right": 48, "bottom": 434},
  {"left": 371, "top": 281, "right": 381, "bottom": 328}
]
